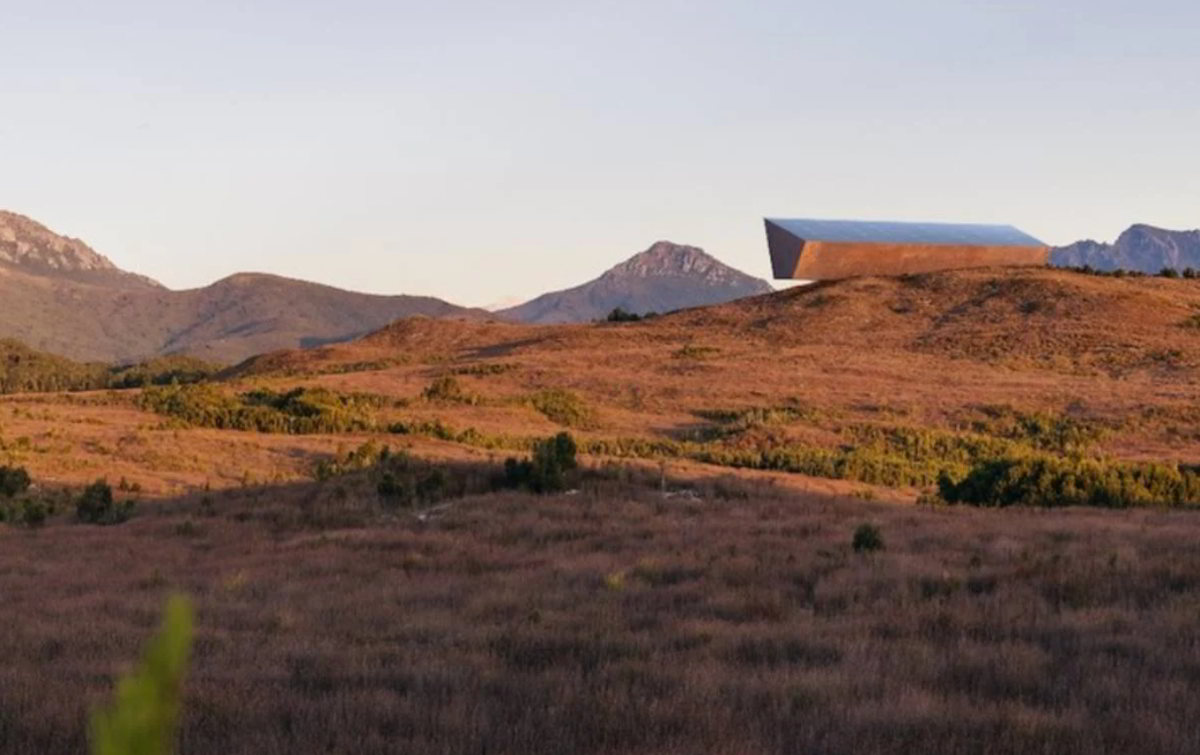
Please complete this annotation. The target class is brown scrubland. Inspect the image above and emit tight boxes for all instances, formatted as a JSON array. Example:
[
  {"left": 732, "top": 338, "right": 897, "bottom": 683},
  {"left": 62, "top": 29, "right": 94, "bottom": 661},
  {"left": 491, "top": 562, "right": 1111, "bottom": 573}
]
[{"left": 3, "top": 266, "right": 1200, "bottom": 753}]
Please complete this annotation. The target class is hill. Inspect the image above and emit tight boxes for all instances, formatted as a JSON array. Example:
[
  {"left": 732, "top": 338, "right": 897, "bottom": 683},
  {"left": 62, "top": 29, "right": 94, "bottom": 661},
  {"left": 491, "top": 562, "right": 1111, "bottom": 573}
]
[
  {"left": 205, "top": 265, "right": 1200, "bottom": 498},
  {"left": 0, "top": 211, "right": 485, "bottom": 363},
  {"left": 0, "top": 338, "right": 218, "bottom": 394},
  {"left": 1052, "top": 223, "right": 1200, "bottom": 273},
  {"left": 498, "top": 241, "right": 774, "bottom": 323}
]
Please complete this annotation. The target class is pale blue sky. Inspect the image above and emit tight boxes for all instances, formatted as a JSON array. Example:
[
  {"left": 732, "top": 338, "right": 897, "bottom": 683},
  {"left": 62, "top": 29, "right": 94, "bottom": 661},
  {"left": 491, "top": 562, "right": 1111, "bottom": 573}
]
[{"left": 3, "top": 1, "right": 1199, "bottom": 306}]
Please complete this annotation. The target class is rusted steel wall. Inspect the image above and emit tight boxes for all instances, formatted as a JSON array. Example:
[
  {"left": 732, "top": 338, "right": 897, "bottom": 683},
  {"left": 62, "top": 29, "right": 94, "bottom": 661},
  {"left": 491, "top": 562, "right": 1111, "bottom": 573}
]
[{"left": 774, "top": 241, "right": 1049, "bottom": 279}]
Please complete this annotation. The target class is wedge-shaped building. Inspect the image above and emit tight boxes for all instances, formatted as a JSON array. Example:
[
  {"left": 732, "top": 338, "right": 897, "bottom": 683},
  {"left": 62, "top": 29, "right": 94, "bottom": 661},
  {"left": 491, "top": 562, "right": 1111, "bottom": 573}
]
[{"left": 765, "top": 218, "right": 1049, "bottom": 280}]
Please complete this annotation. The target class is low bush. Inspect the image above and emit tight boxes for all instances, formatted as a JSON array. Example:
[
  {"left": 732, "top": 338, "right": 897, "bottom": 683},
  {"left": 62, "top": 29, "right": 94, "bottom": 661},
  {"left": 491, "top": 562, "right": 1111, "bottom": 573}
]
[
  {"left": 0, "top": 465, "right": 31, "bottom": 497},
  {"left": 1, "top": 497, "right": 49, "bottom": 528},
  {"left": 530, "top": 389, "right": 593, "bottom": 428},
  {"left": 503, "top": 432, "right": 578, "bottom": 493},
  {"left": 852, "top": 524, "right": 884, "bottom": 553},
  {"left": 76, "top": 480, "right": 135, "bottom": 525}
]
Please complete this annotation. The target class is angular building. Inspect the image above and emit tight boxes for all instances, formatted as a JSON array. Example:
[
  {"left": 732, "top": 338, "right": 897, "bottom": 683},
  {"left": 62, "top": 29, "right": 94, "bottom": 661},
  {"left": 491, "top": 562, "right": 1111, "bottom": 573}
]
[{"left": 765, "top": 218, "right": 1049, "bottom": 280}]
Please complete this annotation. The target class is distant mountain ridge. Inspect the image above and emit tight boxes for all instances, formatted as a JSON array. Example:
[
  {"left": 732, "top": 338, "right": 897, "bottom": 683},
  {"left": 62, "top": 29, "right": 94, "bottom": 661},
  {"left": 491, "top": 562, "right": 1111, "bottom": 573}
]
[
  {"left": 1052, "top": 224, "right": 1200, "bottom": 273},
  {"left": 0, "top": 211, "right": 485, "bottom": 363},
  {"left": 498, "top": 241, "right": 774, "bottom": 324}
]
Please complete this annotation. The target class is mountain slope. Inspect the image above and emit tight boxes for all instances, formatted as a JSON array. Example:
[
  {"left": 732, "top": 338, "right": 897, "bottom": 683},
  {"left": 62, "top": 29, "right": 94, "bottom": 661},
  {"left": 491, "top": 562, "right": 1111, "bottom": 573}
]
[
  {"left": 0, "top": 211, "right": 485, "bottom": 363},
  {"left": 498, "top": 241, "right": 774, "bottom": 324},
  {"left": 1052, "top": 224, "right": 1200, "bottom": 273}
]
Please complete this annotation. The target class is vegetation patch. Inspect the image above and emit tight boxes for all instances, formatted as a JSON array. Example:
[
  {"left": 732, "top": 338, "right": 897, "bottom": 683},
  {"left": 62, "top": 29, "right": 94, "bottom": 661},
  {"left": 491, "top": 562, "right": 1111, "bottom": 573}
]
[
  {"left": 1, "top": 340, "right": 218, "bottom": 395},
  {"left": 938, "top": 456, "right": 1200, "bottom": 509},
  {"left": 530, "top": 389, "right": 594, "bottom": 428},
  {"left": 76, "top": 479, "right": 136, "bottom": 525},
  {"left": 959, "top": 406, "right": 1107, "bottom": 453},
  {"left": 605, "top": 307, "right": 654, "bottom": 323},
  {"left": 139, "top": 384, "right": 384, "bottom": 434},
  {"left": 0, "top": 464, "right": 31, "bottom": 498},
  {"left": 852, "top": 523, "right": 884, "bottom": 553},
  {"left": 695, "top": 403, "right": 823, "bottom": 439},
  {"left": 422, "top": 376, "right": 479, "bottom": 404},
  {"left": 502, "top": 432, "right": 578, "bottom": 493}
]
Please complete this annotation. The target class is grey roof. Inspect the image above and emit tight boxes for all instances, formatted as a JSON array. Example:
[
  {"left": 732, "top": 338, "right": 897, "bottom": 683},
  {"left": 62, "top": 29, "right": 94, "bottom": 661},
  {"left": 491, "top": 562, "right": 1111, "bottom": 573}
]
[{"left": 766, "top": 218, "right": 1046, "bottom": 247}]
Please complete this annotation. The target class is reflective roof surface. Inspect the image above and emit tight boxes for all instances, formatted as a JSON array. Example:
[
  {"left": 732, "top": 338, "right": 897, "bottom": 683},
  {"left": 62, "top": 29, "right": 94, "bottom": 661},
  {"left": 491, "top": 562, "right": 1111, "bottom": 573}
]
[{"left": 766, "top": 218, "right": 1046, "bottom": 247}]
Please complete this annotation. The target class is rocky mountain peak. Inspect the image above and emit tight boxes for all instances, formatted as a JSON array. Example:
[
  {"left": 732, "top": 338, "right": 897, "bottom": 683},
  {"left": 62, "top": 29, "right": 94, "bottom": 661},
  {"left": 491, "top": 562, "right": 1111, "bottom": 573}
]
[
  {"left": 1051, "top": 223, "right": 1200, "bottom": 273},
  {"left": 0, "top": 210, "right": 162, "bottom": 289},
  {"left": 498, "top": 241, "right": 774, "bottom": 324},
  {"left": 604, "top": 241, "right": 763, "bottom": 287}
]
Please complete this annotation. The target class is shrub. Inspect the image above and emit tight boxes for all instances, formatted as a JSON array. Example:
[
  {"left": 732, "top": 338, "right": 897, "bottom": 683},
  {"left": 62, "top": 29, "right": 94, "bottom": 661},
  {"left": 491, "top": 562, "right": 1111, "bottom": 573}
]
[
  {"left": 0, "top": 465, "right": 31, "bottom": 497},
  {"left": 504, "top": 432, "right": 578, "bottom": 493},
  {"left": 1160, "top": 267, "right": 1180, "bottom": 278},
  {"left": 530, "top": 389, "right": 593, "bottom": 428},
  {"left": 376, "top": 472, "right": 410, "bottom": 504},
  {"left": 422, "top": 376, "right": 477, "bottom": 404},
  {"left": 606, "top": 307, "right": 643, "bottom": 322},
  {"left": 938, "top": 456, "right": 1200, "bottom": 508},
  {"left": 76, "top": 479, "right": 135, "bottom": 525},
  {"left": 140, "top": 384, "right": 382, "bottom": 434},
  {"left": 852, "top": 523, "right": 884, "bottom": 553},
  {"left": 19, "top": 498, "right": 48, "bottom": 528}
]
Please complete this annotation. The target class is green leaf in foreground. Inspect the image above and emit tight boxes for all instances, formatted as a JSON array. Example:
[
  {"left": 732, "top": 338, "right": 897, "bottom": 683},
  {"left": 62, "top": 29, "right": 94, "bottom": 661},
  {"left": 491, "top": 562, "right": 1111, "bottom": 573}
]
[{"left": 90, "top": 594, "right": 194, "bottom": 755}]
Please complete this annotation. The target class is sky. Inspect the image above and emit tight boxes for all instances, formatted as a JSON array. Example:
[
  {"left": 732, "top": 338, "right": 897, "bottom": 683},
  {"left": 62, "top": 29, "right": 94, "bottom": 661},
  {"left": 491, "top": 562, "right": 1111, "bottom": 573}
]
[{"left": 3, "top": 1, "right": 1199, "bottom": 307}]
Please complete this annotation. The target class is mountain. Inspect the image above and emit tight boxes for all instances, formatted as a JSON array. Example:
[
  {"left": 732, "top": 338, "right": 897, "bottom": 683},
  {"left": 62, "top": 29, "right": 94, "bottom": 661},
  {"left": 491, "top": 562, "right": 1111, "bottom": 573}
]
[
  {"left": 0, "top": 211, "right": 484, "bottom": 364},
  {"left": 498, "top": 241, "right": 775, "bottom": 324},
  {"left": 0, "top": 211, "right": 163, "bottom": 290},
  {"left": 1051, "top": 224, "right": 1200, "bottom": 273}
]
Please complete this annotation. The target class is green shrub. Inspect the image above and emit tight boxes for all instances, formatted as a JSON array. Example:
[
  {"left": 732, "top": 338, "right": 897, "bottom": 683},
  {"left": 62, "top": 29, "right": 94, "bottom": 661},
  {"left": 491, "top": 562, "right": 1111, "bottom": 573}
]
[
  {"left": 139, "top": 384, "right": 382, "bottom": 434},
  {"left": 530, "top": 389, "right": 593, "bottom": 428},
  {"left": 0, "top": 465, "right": 31, "bottom": 497},
  {"left": 19, "top": 498, "right": 49, "bottom": 527},
  {"left": 90, "top": 594, "right": 193, "bottom": 755},
  {"left": 939, "top": 456, "right": 1200, "bottom": 508},
  {"left": 376, "top": 472, "right": 410, "bottom": 504},
  {"left": 852, "top": 523, "right": 884, "bottom": 553},
  {"left": 77, "top": 479, "right": 135, "bottom": 525},
  {"left": 504, "top": 432, "right": 578, "bottom": 493}
]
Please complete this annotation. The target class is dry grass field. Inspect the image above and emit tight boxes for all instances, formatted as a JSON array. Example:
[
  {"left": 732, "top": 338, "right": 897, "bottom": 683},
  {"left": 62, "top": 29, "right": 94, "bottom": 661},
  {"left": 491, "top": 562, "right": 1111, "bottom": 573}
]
[
  {"left": 4, "top": 266, "right": 1200, "bottom": 753},
  {"left": 3, "top": 467, "right": 1200, "bottom": 754}
]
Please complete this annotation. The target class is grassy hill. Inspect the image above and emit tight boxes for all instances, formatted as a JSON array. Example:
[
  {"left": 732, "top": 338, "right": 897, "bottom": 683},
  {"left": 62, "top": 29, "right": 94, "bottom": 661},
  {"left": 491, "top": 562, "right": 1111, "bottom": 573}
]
[
  {"left": 5, "top": 264, "right": 1181, "bottom": 501},
  {"left": 4, "top": 264, "right": 1200, "bottom": 754}
]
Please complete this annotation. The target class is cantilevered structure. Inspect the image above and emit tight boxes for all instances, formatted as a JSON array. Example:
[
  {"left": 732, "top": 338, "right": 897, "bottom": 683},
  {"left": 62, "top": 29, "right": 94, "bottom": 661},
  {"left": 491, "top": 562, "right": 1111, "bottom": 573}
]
[{"left": 765, "top": 218, "right": 1049, "bottom": 280}]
